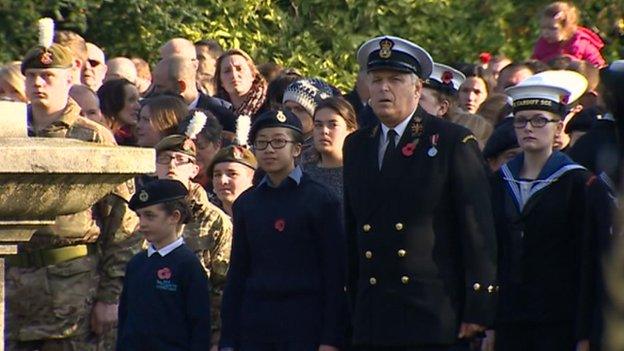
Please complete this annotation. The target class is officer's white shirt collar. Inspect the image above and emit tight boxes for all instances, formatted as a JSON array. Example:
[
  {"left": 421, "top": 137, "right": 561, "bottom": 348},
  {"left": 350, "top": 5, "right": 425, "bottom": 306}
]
[
  {"left": 378, "top": 107, "right": 416, "bottom": 168},
  {"left": 188, "top": 94, "right": 200, "bottom": 110},
  {"left": 147, "top": 237, "right": 184, "bottom": 257},
  {"left": 380, "top": 110, "right": 413, "bottom": 145}
]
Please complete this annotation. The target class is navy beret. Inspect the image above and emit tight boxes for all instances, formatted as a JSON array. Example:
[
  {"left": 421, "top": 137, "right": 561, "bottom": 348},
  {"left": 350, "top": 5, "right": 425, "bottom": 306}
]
[
  {"left": 249, "top": 109, "right": 302, "bottom": 143},
  {"left": 129, "top": 179, "right": 188, "bottom": 211},
  {"left": 483, "top": 118, "right": 519, "bottom": 159}
]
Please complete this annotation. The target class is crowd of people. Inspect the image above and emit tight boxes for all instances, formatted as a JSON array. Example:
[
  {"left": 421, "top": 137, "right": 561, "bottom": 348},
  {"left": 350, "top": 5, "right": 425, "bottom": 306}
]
[{"left": 2, "top": 1, "right": 624, "bottom": 350}]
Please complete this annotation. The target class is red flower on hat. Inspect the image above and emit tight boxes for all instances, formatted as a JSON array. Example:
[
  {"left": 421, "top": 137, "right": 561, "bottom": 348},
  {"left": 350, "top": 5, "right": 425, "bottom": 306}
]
[
  {"left": 402, "top": 142, "right": 417, "bottom": 157},
  {"left": 559, "top": 94, "right": 570, "bottom": 105},
  {"left": 157, "top": 267, "right": 172, "bottom": 280},
  {"left": 274, "top": 218, "right": 286, "bottom": 232},
  {"left": 479, "top": 52, "right": 492, "bottom": 64},
  {"left": 441, "top": 71, "right": 453, "bottom": 84}
]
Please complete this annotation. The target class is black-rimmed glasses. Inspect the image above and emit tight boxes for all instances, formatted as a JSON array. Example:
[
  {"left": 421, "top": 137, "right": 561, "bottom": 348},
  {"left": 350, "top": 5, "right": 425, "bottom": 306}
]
[
  {"left": 513, "top": 116, "right": 560, "bottom": 129},
  {"left": 253, "top": 139, "right": 295, "bottom": 151}
]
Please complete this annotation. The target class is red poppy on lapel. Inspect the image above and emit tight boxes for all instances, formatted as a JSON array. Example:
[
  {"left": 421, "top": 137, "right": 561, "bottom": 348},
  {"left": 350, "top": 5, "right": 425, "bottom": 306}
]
[
  {"left": 402, "top": 141, "right": 417, "bottom": 157},
  {"left": 274, "top": 218, "right": 286, "bottom": 232},
  {"left": 157, "top": 267, "right": 172, "bottom": 280}
]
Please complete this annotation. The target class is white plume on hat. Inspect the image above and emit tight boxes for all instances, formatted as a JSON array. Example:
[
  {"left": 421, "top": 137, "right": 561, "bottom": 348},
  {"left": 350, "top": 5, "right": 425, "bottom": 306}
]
[
  {"left": 235, "top": 115, "right": 251, "bottom": 146},
  {"left": 185, "top": 111, "right": 208, "bottom": 140},
  {"left": 38, "top": 18, "right": 55, "bottom": 49}
]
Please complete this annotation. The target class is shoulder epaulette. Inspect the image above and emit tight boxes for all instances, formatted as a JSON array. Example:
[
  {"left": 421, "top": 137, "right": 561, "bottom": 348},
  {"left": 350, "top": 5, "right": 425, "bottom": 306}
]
[{"left": 67, "top": 124, "right": 99, "bottom": 143}]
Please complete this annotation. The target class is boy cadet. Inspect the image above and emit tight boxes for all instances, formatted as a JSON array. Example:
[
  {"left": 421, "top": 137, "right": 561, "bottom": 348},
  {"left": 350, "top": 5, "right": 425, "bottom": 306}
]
[
  {"left": 6, "top": 18, "right": 141, "bottom": 350},
  {"left": 118, "top": 179, "right": 212, "bottom": 350},
  {"left": 154, "top": 112, "right": 233, "bottom": 349},
  {"left": 343, "top": 36, "right": 497, "bottom": 350},
  {"left": 208, "top": 145, "right": 257, "bottom": 217},
  {"left": 220, "top": 110, "right": 347, "bottom": 351}
]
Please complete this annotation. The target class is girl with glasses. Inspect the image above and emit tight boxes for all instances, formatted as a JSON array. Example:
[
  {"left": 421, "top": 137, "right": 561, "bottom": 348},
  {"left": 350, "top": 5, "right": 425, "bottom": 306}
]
[{"left": 486, "top": 70, "right": 605, "bottom": 351}]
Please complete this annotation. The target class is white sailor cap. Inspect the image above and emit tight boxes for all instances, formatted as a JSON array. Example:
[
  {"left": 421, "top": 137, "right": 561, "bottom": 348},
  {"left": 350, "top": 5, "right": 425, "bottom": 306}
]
[
  {"left": 424, "top": 63, "right": 466, "bottom": 94},
  {"left": 357, "top": 35, "right": 433, "bottom": 78},
  {"left": 505, "top": 70, "right": 588, "bottom": 116}
]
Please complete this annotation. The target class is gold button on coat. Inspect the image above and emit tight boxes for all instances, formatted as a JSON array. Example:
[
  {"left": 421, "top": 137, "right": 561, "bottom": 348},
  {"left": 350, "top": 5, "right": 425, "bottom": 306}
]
[
  {"left": 363, "top": 224, "right": 371, "bottom": 232},
  {"left": 487, "top": 285, "right": 495, "bottom": 293},
  {"left": 401, "top": 276, "right": 410, "bottom": 284},
  {"left": 369, "top": 277, "right": 377, "bottom": 285},
  {"left": 473, "top": 283, "right": 481, "bottom": 291},
  {"left": 397, "top": 249, "right": 406, "bottom": 257},
  {"left": 365, "top": 251, "right": 372, "bottom": 259},
  {"left": 395, "top": 223, "right": 404, "bottom": 231}
]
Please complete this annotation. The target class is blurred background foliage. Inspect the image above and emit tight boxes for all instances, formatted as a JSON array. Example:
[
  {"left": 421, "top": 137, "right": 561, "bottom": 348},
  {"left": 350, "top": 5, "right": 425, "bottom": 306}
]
[{"left": 0, "top": 0, "right": 622, "bottom": 90}]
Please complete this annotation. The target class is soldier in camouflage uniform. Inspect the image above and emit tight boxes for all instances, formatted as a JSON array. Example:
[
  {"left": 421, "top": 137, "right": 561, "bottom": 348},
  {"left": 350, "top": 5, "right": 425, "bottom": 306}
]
[
  {"left": 5, "top": 19, "right": 142, "bottom": 351},
  {"left": 153, "top": 117, "right": 233, "bottom": 349}
]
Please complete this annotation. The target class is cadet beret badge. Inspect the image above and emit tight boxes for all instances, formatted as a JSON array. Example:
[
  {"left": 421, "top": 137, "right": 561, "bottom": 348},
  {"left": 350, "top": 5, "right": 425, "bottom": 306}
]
[
  {"left": 139, "top": 190, "right": 149, "bottom": 202},
  {"left": 276, "top": 111, "right": 287, "bottom": 122},
  {"left": 182, "top": 138, "right": 194, "bottom": 151},
  {"left": 379, "top": 38, "right": 394, "bottom": 59},
  {"left": 233, "top": 146, "right": 243, "bottom": 160},
  {"left": 40, "top": 51, "right": 53, "bottom": 65},
  {"left": 274, "top": 218, "right": 286, "bottom": 232}
]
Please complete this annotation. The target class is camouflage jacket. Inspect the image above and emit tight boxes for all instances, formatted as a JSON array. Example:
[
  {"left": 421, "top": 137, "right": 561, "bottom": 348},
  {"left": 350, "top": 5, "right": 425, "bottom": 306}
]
[
  {"left": 24, "top": 98, "right": 142, "bottom": 303},
  {"left": 183, "top": 181, "right": 233, "bottom": 344}
]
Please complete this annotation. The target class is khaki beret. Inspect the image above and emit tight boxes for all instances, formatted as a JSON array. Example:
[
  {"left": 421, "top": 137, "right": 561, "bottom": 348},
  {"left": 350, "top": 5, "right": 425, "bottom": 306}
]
[
  {"left": 208, "top": 145, "right": 257, "bottom": 176},
  {"left": 154, "top": 134, "right": 196, "bottom": 158},
  {"left": 21, "top": 44, "right": 73, "bottom": 74}
]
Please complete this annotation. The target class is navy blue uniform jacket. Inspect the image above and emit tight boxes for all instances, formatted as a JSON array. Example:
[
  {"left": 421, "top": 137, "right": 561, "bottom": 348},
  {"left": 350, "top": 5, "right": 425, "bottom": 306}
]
[
  {"left": 219, "top": 171, "right": 347, "bottom": 348},
  {"left": 343, "top": 108, "right": 498, "bottom": 346},
  {"left": 117, "top": 244, "right": 211, "bottom": 351}
]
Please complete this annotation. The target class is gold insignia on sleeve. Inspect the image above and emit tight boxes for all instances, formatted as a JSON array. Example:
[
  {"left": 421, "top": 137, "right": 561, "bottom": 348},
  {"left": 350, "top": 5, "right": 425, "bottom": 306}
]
[
  {"left": 276, "top": 111, "right": 287, "bottom": 122},
  {"left": 379, "top": 38, "right": 394, "bottom": 59},
  {"left": 462, "top": 135, "right": 477, "bottom": 144},
  {"left": 139, "top": 190, "right": 149, "bottom": 202}
]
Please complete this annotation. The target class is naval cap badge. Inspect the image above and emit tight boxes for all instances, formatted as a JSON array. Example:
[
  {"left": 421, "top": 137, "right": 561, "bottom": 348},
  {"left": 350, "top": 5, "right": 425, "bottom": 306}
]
[{"left": 379, "top": 38, "right": 394, "bottom": 59}]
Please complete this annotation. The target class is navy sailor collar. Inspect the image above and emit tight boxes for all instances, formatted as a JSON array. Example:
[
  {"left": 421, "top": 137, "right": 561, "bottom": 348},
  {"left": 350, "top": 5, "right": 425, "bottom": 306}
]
[{"left": 500, "top": 151, "right": 585, "bottom": 211}]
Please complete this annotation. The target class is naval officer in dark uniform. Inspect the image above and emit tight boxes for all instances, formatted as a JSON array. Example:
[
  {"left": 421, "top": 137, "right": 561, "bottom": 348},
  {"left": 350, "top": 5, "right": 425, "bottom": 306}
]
[{"left": 343, "top": 35, "right": 498, "bottom": 350}]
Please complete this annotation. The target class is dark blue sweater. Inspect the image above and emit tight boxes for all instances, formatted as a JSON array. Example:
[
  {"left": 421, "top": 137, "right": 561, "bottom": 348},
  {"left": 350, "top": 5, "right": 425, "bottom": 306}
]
[
  {"left": 117, "top": 244, "right": 211, "bottom": 351},
  {"left": 219, "top": 172, "right": 347, "bottom": 348}
]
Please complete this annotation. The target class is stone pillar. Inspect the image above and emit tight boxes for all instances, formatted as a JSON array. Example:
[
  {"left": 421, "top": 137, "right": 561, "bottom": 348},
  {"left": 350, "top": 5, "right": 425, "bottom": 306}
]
[{"left": 0, "top": 101, "right": 154, "bottom": 350}]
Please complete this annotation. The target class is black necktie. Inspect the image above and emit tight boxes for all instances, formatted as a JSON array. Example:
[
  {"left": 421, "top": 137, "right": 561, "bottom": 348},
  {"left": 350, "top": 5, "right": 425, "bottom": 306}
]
[{"left": 382, "top": 129, "right": 397, "bottom": 166}]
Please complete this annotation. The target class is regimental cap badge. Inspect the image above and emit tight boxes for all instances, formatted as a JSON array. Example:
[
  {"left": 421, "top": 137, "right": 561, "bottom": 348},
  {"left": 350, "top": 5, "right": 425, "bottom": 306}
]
[
  {"left": 40, "top": 51, "right": 53, "bottom": 64},
  {"left": 139, "top": 190, "right": 149, "bottom": 202},
  {"left": 233, "top": 146, "right": 243, "bottom": 160},
  {"left": 276, "top": 111, "right": 287, "bottom": 122},
  {"left": 379, "top": 38, "right": 394, "bottom": 59},
  {"left": 182, "top": 138, "right": 194, "bottom": 151}
]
